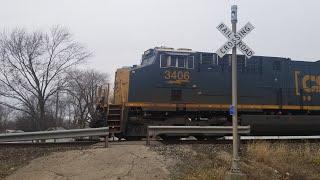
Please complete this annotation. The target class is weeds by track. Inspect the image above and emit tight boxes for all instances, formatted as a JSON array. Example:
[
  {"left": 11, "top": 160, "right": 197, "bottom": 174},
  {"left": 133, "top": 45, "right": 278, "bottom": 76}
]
[{"left": 150, "top": 139, "right": 320, "bottom": 180}]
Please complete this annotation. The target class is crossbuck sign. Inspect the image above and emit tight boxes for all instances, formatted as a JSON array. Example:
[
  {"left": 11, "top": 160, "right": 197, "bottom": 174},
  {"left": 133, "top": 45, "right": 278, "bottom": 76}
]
[{"left": 216, "top": 22, "right": 255, "bottom": 58}]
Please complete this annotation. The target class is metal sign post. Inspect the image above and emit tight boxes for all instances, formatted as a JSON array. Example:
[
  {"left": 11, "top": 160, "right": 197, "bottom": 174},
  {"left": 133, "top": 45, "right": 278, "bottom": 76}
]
[
  {"left": 231, "top": 5, "right": 240, "bottom": 174},
  {"left": 215, "top": 4, "right": 255, "bottom": 180}
]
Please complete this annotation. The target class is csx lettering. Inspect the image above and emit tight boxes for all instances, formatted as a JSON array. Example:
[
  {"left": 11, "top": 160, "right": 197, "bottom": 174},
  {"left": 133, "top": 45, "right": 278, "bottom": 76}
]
[
  {"left": 295, "top": 71, "right": 320, "bottom": 95},
  {"left": 302, "top": 75, "right": 320, "bottom": 93},
  {"left": 164, "top": 71, "right": 190, "bottom": 80}
]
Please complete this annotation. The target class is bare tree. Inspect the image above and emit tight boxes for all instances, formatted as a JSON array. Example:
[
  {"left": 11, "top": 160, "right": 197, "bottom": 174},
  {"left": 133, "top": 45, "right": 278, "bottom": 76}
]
[
  {"left": 65, "top": 69, "right": 108, "bottom": 128},
  {"left": 0, "top": 105, "right": 12, "bottom": 132},
  {"left": 0, "top": 26, "right": 91, "bottom": 130}
]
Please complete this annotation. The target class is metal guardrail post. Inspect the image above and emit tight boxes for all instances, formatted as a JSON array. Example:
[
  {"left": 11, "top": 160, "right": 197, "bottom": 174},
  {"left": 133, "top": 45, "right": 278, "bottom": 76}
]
[
  {"left": 105, "top": 135, "right": 109, "bottom": 148},
  {"left": 146, "top": 127, "right": 150, "bottom": 146},
  {"left": 238, "top": 135, "right": 241, "bottom": 152}
]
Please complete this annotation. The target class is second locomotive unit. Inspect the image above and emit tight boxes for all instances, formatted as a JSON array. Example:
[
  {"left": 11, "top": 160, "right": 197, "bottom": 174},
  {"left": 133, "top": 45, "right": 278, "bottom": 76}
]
[{"left": 92, "top": 47, "right": 320, "bottom": 139}]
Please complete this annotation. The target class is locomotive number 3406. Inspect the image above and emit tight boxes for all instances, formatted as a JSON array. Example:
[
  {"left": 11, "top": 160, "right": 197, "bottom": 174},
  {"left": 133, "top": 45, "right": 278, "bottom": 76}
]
[{"left": 164, "top": 70, "right": 190, "bottom": 80}]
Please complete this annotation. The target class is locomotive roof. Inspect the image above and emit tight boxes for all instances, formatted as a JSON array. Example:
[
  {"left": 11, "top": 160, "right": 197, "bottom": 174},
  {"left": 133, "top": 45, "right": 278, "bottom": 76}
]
[{"left": 150, "top": 47, "right": 319, "bottom": 63}]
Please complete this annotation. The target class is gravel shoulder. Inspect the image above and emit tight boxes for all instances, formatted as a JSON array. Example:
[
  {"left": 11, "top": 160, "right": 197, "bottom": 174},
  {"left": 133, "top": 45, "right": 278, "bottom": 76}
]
[{"left": 4, "top": 144, "right": 170, "bottom": 180}]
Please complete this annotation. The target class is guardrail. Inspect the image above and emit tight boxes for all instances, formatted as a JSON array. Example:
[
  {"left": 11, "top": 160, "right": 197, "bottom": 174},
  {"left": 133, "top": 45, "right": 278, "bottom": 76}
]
[
  {"left": 146, "top": 126, "right": 250, "bottom": 145},
  {"left": 0, "top": 127, "right": 109, "bottom": 148}
]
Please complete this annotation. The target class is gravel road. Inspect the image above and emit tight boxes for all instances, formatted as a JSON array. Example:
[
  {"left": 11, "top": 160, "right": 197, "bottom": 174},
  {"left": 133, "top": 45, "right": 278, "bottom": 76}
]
[{"left": 5, "top": 144, "right": 170, "bottom": 180}]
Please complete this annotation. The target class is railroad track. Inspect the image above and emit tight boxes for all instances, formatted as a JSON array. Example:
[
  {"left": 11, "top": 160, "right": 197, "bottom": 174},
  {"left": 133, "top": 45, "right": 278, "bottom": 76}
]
[
  {"left": 111, "top": 135, "right": 320, "bottom": 146},
  {"left": 160, "top": 138, "right": 320, "bottom": 145}
]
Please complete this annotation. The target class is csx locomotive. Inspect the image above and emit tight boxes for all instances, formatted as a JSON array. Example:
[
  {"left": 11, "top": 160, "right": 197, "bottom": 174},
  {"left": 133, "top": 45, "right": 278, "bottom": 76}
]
[{"left": 91, "top": 47, "right": 320, "bottom": 139}]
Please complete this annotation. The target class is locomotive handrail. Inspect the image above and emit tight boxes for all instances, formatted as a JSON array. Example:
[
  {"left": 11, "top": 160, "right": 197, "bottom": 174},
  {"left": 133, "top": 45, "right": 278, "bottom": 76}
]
[
  {"left": 0, "top": 127, "right": 109, "bottom": 148},
  {"left": 146, "top": 125, "right": 250, "bottom": 145}
]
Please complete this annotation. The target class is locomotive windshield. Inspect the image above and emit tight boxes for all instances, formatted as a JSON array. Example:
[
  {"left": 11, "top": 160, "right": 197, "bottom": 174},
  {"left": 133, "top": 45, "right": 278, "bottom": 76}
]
[
  {"left": 160, "top": 54, "right": 194, "bottom": 69},
  {"left": 141, "top": 49, "right": 156, "bottom": 66},
  {"left": 141, "top": 55, "right": 155, "bottom": 66}
]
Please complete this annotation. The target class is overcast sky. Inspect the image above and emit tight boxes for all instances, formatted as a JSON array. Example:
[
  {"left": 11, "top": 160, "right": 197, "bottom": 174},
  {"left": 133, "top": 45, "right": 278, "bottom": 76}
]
[{"left": 1, "top": 0, "right": 319, "bottom": 76}]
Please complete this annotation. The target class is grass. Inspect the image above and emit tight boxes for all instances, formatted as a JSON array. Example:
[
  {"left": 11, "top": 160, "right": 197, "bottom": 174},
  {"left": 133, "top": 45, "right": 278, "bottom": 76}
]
[
  {"left": 167, "top": 142, "right": 320, "bottom": 180},
  {"left": 244, "top": 142, "right": 320, "bottom": 180},
  {"left": 178, "top": 147, "right": 231, "bottom": 180}
]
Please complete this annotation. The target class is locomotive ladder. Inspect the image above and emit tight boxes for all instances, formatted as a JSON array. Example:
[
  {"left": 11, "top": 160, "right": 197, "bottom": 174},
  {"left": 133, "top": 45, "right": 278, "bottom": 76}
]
[{"left": 107, "top": 104, "right": 122, "bottom": 135}]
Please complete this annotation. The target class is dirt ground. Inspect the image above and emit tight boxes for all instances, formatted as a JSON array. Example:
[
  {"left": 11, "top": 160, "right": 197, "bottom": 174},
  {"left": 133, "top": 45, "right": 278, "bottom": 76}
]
[
  {"left": 0, "top": 144, "right": 91, "bottom": 179},
  {"left": 5, "top": 144, "right": 170, "bottom": 180}
]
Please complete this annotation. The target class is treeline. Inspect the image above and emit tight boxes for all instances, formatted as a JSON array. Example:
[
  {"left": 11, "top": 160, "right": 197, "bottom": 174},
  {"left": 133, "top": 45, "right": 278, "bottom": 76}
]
[{"left": 0, "top": 26, "right": 109, "bottom": 132}]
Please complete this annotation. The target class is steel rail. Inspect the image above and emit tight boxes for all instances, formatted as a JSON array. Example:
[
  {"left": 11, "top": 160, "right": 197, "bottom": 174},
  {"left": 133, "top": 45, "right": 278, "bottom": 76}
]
[{"left": 0, "top": 127, "right": 109, "bottom": 148}]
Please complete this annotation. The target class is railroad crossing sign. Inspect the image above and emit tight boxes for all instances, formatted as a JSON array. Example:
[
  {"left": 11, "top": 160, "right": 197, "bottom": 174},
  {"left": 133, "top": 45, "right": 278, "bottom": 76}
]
[{"left": 216, "top": 22, "right": 255, "bottom": 58}]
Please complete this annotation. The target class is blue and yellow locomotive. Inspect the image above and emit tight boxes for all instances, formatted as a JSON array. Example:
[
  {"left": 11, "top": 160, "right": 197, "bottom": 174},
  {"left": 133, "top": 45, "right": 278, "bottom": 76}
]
[{"left": 92, "top": 47, "right": 320, "bottom": 139}]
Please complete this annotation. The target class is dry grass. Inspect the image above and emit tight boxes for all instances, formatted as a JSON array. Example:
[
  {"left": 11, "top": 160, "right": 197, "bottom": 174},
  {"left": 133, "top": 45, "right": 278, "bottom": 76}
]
[
  {"left": 244, "top": 141, "right": 320, "bottom": 180},
  {"left": 157, "top": 142, "right": 320, "bottom": 180},
  {"left": 174, "top": 146, "right": 232, "bottom": 180}
]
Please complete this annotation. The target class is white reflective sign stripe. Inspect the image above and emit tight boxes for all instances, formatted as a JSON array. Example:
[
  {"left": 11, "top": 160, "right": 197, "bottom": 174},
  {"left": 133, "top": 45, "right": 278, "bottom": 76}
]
[
  {"left": 216, "top": 40, "right": 234, "bottom": 58},
  {"left": 236, "top": 41, "right": 255, "bottom": 59},
  {"left": 216, "top": 39, "right": 255, "bottom": 59},
  {"left": 216, "top": 22, "right": 255, "bottom": 59},
  {"left": 236, "top": 22, "right": 254, "bottom": 40},
  {"left": 217, "top": 23, "right": 233, "bottom": 39},
  {"left": 217, "top": 22, "right": 254, "bottom": 43}
]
